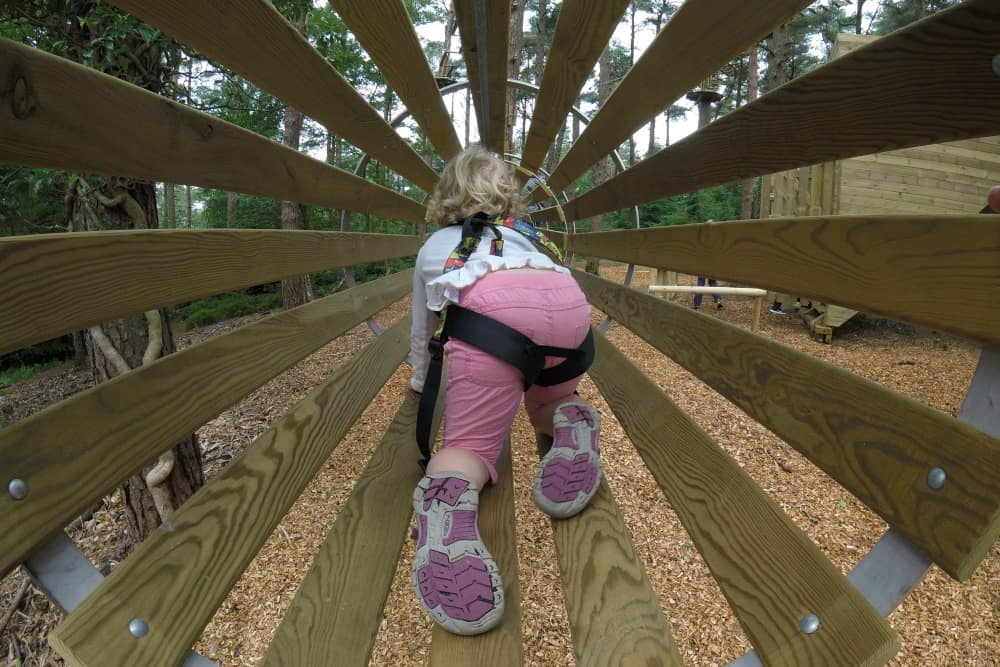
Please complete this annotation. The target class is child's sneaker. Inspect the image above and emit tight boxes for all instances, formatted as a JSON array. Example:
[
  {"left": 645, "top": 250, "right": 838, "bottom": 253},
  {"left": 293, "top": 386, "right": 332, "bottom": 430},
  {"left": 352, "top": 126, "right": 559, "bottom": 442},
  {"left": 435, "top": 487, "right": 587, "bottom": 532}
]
[
  {"left": 411, "top": 472, "right": 504, "bottom": 635},
  {"left": 532, "top": 402, "right": 601, "bottom": 519}
]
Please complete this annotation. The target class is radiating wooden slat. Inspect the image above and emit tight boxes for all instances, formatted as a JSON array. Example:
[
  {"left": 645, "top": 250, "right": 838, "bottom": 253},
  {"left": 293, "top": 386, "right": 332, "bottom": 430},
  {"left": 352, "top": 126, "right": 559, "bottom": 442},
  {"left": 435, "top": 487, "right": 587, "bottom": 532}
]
[
  {"left": 517, "top": 0, "right": 630, "bottom": 177},
  {"left": 0, "top": 273, "right": 411, "bottom": 580},
  {"left": 0, "top": 39, "right": 425, "bottom": 222},
  {"left": 429, "top": 440, "right": 522, "bottom": 666},
  {"left": 589, "top": 331, "right": 899, "bottom": 666},
  {"left": 0, "top": 229, "right": 418, "bottom": 357},
  {"left": 565, "top": 215, "right": 1000, "bottom": 348},
  {"left": 329, "top": 0, "right": 463, "bottom": 161},
  {"left": 532, "top": 0, "right": 810, "bottom": 199},
  {"left": 453, "top": 0, "right": 509, "bottom": 153},
  {"left": 48, "top": 317, "right": 411, "bottom": 666},
  {"left": 263, "top": 392, "right": 424, "bottom": 666},
  {"left": 578, "top": 270, "right": 1000, "bottom": 581},
  {"left": 534, "top": 0, "right": 1000, "bottom": 220},
  {"left": 536, "top": 433, "right": 681, "bottom": 667},
  {"left": 542, "top": 227, "right": 566, "bottom": 251},
  {"left": 107, "top": 0, "right": 440, "bottom": 192}
]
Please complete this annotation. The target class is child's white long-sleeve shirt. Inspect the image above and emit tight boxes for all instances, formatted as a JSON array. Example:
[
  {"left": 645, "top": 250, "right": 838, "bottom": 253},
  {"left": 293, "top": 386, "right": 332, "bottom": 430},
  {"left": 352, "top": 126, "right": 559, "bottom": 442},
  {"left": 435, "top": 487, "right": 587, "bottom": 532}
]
[{"left": 409, "top": 224, "right": 569, "bottom": 392}]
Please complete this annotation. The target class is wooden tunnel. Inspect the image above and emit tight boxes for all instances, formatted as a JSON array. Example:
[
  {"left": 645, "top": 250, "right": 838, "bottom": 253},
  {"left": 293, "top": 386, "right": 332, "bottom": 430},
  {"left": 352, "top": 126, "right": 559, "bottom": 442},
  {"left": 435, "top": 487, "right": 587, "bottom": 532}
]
[{"left": 1, "top": 1, "right": 999, "bottom": 665}]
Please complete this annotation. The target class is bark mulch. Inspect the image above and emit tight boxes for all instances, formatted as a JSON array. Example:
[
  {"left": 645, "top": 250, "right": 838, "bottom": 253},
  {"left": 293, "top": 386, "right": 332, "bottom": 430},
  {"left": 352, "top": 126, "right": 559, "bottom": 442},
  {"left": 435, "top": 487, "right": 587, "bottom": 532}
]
[{"left": 1, "top": 268, "right": 997, "bottom": 666}]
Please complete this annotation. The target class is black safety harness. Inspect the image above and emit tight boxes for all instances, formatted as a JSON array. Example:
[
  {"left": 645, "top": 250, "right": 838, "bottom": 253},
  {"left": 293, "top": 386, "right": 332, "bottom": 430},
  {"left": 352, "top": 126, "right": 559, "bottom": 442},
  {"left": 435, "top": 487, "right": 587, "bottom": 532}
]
[{"left": 415, "top": 213, "right": 594, "bottom": 471}]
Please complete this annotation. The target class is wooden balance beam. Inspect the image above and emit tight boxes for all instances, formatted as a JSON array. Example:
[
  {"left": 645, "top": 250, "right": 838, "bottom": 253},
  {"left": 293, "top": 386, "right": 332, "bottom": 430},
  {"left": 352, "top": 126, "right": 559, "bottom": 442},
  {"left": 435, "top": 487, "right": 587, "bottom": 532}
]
[{"left": 647, "top": 285, "right": 767, "bottom": 331}]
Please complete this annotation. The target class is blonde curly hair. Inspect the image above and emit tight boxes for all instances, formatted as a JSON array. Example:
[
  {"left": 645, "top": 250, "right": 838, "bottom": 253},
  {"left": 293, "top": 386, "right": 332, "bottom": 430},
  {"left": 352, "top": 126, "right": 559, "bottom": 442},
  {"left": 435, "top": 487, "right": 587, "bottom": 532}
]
[{"left": 425, "top": 145, "right": 526, "bottom": 226}]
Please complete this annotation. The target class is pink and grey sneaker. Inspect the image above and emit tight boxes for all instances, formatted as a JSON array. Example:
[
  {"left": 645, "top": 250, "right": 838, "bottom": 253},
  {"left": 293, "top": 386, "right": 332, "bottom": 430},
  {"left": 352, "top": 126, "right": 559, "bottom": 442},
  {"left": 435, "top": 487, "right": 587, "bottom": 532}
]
[
  {"left": 411, "top": 472, "right": 504, "bottom": 635},
  {"left": 532, "top": 402, "right": 602, "bottom": 519}
]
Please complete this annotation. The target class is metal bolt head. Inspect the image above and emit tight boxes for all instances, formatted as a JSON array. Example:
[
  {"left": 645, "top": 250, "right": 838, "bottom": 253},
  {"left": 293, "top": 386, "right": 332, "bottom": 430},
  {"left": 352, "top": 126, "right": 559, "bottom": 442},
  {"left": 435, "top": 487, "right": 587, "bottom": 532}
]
[
  {"left": 8, "top": 478, "right": 28, "bottom": 500},
  {"left": 993, "top": 54, "right": 1000, "bottom": 77},
  {"left": 129, "top": 617, "right": 149, "bottom": 638},
  {"left": 799, "top": 613, "right": 821, "bottom": 634},
  {"left": 927, "top": 467, "right": 947, "bottom": 490}
]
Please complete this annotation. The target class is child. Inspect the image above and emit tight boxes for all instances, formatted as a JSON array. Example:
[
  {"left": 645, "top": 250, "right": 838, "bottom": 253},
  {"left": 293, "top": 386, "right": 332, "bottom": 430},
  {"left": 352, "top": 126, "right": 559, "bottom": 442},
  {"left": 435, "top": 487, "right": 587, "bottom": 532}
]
[{"left": 409, "top": 146, "right": 601, "bottom": 635}]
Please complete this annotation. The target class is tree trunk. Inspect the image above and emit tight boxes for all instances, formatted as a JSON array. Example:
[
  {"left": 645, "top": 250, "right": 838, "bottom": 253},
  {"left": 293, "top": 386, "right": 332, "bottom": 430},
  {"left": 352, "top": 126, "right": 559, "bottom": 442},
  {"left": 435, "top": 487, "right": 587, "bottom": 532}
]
[
  {"left": 585, "top": 47, "right": 612, "bottom": 274},
  {"left": 534, "top": 0, "right": 547, "bottom": 85},
  {"left": 280, "top": 5, "right": 313, "bottom": 309},
  {"left": 438, "top": 2, "right": 458, "bottom": 79},
  {"left": 465, "top": 85, "right": 471, "bottom": 147},
  {"left": 69, "top": 176, "right": 203, "bottom": 546},
  {"left": 226, "top": 192, "right": 238, "bottom": 227},
  {"left": 505, "top": 0, "right": 526, "bottom": 153},
  {"left": 184, "top": 185, "right": 192, "bottom": 228},
  {"left": 164, "top": 183, "right": 176, "bottom": 228},
  {"left": 740, "top": 45, "right": 759, "bottom": 220},
  {"left": 856, "top": 0, "right": 866, "bottom": 34},
  {"left": 765, "top": 23, "right": 790, "bottom": 93}
]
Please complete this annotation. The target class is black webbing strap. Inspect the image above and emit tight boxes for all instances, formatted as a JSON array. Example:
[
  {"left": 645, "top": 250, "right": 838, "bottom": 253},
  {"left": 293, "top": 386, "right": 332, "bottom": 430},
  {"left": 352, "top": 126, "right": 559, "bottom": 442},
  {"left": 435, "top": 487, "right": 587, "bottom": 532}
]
[{"left": 415, "top": 305, "right": 595, "bottom": 471}]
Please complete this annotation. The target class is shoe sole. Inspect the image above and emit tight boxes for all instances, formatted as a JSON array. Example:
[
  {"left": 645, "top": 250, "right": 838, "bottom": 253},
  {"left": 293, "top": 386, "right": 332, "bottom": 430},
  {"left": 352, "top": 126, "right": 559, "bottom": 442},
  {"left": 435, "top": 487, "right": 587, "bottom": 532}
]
[
  {"left": 411, "top": 475, "right": 504, "bottom": 635},
  {"left": 532, "top": 402, "right": 601, "bottom": 519}
]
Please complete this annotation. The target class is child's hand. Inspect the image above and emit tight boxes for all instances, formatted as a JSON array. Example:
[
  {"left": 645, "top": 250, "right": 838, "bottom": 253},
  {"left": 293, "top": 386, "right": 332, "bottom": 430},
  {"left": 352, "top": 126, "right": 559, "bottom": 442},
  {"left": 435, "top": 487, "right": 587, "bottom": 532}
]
[{"left": 988, "top": 185, "right": 1000, "bottom": 212}]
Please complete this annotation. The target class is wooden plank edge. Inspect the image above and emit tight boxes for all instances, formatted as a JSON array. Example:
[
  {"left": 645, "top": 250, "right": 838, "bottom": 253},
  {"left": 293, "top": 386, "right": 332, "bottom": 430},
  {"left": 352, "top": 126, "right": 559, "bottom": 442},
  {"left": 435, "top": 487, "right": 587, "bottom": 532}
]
[
  {"left": 0, "top": 272, "right": 412, "bottom": 579},
  {"left": 429, "top": 439, "right": 522, "bottom": 666},
  {"left": 589, "top": 332, "right": 899, "bottom": 666},
  {"left": 536, "top": 432, "right": 681, "bottom": 667},
  {"left": 48, "top": 317, "right": 411, "bottom": 666},
  {"left": 576, "top": 270, "right": 1000, "bottom": 580},
  {"left": 262, "top": 391, "right": 424, "bottom": 666},
  {"left": 0, "top": 229, "right": 419, "bottom": 356}
]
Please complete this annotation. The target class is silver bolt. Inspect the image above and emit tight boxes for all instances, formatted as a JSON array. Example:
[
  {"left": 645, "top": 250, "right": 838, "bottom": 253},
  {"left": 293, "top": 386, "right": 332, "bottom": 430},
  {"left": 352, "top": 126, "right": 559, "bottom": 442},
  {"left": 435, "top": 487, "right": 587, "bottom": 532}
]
[
  {"left": 993, "top": 54, "right": 1000, "bottom": 77},
  {"left": 927, "top": 467, "right": 947, "bottom": 490},
  {"left": 8, "top": 478, "right": 28, "bottom": 500},
  {"left": 799, "top": 613, "right": 821, "bottom": 635},
  {"left": 129, "top": 618, "right": 149, "bottom": 638}
]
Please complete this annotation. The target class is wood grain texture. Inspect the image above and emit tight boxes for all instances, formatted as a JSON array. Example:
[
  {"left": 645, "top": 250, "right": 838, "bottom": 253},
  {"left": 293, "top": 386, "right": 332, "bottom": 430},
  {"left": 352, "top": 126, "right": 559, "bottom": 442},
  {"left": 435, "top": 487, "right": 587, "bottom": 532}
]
[
  {"left": 453, "top": 0, "right": 509, "bottom": 153},
  {"left": 107, "top": 0, "right": 439, "bottom": 192},
  {"left": 0, "top": 39, "right": 426, "bottom": 221},
  {"left": 566, "top": 215, "right": 1000, "bottom": 348},
  {"left": 534, "top": 0, "right": 1000, "bottom": 220},
  {"left": 0, "top": 273, "right": 411, "bottom": 580},
  {"left": 533, "top": 0, "right": 810, "bottom": 199},
  {"left": 48, "top": 317, "right": 411, "bottom": 667},
  {"left": 577, "top": 270, "right": 1000, "bottom": 581},
  {"left": 429, "top": 440, "right": 522, "bottom": 666},
  {"left": 329, "top": 0, "right": 462, "bottom": 161},
  {"left": 263, "top": 392, "right": 424, "bottom": 666},
  {"left": 517, "top": 0, "right": 630, "bottom": 176},
  {"left": 589, "top": 331, "right": 899, "bottom": 666},
  {"left": 536, "top": 433, "right": 681, "bottom": 667},
  {"left": 0, "top": 229, "right": 419, "bottom": 356}
]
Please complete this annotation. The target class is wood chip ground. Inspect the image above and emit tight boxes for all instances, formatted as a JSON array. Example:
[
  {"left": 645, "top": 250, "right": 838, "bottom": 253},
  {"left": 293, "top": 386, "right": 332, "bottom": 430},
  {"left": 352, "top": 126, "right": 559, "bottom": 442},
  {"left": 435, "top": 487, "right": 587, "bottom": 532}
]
[{"left": 1, "top": 265, "right": 997, "bottom": 666}]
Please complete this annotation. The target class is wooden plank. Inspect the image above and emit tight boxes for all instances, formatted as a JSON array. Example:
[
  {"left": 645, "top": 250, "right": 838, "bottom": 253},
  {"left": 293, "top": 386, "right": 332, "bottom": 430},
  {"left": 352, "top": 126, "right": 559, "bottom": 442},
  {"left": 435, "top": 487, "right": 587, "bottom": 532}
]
[
  {"left": 588, "top": 331, "right": 899, "bottom": 666},
  {"left": 48, "top": 317, "right": 411, "bottom": 666},
  {"left": 577, "top": 271, "right": 1000, "bottom": 580},
  {"left": 107, "top": 0, "right": 440, "bottom": 192},
  {"left": 565, "top": 215, "right": 1000, "bottom": 347},
  {"left": 0, "top": 229, "right": 419, "bottom": 356},
  {"left": 453, "top": 0, "right": 509, "bottom": 153},
  {"left": 262, "top": 392, "right": 424, "bottom": 666},
  {"left": 533, "top": 0, "right": 812, "bottom": 200},
  {"left": 329, "top": 0, "right": 463, "bottom": 161},
  {"left": 0, "top": 273, "right": 411, "bottom": 579},
  {"left": 535, "top": 1, "right": 1000, "bottom": 220},
  {"left": 517, "top": 0, "right": 630, "bottom": 176},
  {"left": 536, "top": 433, "right": 681, "bottom": 667},
  {"left": 0, "top": 39, "right": 425, "bottom": 222},
  {"left": 429, "top": 439, "right": 522, "bottom": 666}
]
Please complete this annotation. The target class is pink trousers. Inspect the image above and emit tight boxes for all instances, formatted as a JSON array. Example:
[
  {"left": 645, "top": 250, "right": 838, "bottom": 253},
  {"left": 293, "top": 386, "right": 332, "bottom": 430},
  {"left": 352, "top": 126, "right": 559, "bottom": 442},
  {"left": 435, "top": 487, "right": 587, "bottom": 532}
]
[{"left": 443, "top": 269, "right": 592, "bottom": 482}]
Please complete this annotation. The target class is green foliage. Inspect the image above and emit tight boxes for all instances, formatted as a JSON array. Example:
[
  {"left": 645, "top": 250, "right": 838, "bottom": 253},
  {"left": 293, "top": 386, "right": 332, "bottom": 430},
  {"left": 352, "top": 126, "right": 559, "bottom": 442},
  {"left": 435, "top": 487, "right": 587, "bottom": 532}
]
[
  {"left": 0, "top": 335, "right": 74, "bottom": 372},
  {"left": 178, "top": 289, "right": 283, "bottom": 329},
  {"left": 871, "top": 0, "right": 961, "bottom": 34},
  {"left": 0, "top": 360, "right": 65, "bottom": 389}
]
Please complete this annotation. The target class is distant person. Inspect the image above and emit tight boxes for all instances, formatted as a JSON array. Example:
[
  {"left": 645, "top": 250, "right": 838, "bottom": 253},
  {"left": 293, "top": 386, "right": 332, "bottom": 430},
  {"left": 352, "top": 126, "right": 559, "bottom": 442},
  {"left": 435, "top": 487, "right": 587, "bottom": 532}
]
[
  {"left": 693, "top": 277, "right": 723, "bottom": 310},
  {"left": 986, "top": 185, "right": 1000, "bottom": 213}
]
